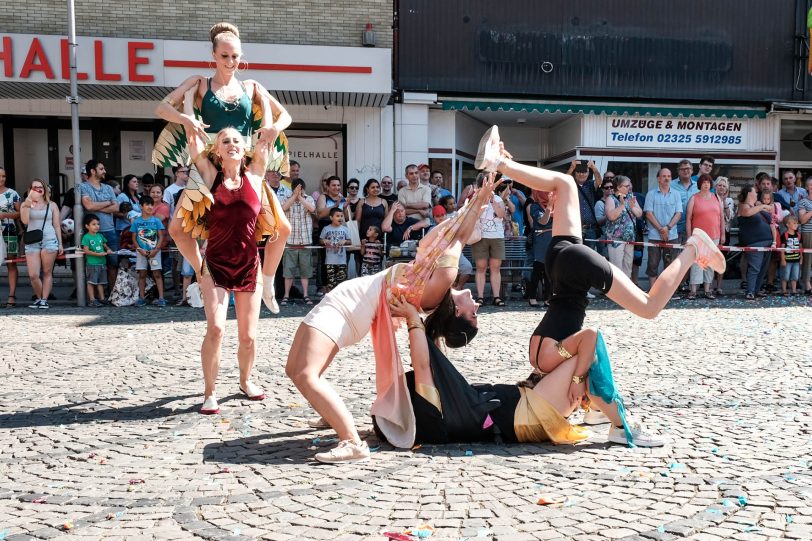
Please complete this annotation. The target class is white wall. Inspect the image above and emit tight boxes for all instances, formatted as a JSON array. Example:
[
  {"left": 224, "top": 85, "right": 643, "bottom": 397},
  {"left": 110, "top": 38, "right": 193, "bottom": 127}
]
[
  {"left": 499, "top": 126, "right": 543, "bottom": 163},
  {"left": 13, "top": 128, "right": 49, "bottom": 188},
  {"left": 285, "top": 104, "right": 386, "bottom": 183},
  {"left": 547, "top": 116, "right": 583, "bottom": 159},
  {"left": 454, "top": 112, "right": 489, "bottom": 157},
  {"left": 57, "top": 129, "right": 93, "bottom": 188},
  {"left": 394, "top": 103, "right": 428, "bottom": 180},
  {"left": 428, "top": 110, "right": 456, "bottom": 150},
  {"left": 120, "top": 131, "right": 155, "bottom": 178}
]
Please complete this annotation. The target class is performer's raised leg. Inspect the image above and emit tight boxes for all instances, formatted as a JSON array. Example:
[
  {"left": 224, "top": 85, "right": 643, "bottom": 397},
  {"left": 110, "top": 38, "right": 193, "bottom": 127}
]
[{"left": 261, "top": 192, "right": 291, "bottom": 313}]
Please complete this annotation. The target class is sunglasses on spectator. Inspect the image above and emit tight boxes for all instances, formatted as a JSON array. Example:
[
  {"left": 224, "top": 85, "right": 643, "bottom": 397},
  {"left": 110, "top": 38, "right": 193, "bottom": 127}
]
[
  {"left": 177, "top": 169, "right": 190, "bottom": 174},
  {"left": 602, "top": 185, "right": 614, "bottom": 190},
  {"left": 348, "top": 185, "right": 359, "bottom": 190}
]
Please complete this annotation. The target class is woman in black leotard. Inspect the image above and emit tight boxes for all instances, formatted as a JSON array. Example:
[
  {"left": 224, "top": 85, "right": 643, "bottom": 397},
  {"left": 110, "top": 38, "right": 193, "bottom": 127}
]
[{"left": 471, "top": 126, "right": 727, "bottom": 447}]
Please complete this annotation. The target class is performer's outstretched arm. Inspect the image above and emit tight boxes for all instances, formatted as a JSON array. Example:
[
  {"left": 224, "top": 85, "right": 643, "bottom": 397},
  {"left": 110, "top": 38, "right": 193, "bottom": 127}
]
[{"left": 155, "top": 76, "right": 209, "bottom": 143}]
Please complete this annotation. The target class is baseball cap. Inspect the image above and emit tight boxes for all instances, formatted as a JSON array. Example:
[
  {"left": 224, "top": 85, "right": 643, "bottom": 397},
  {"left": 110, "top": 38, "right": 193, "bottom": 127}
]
[
  {"left": 432, "top": 204, "right": 446, "bottom": 218},
  {"left": 418, "top": 163, "right": 430, "bottom": 170}
]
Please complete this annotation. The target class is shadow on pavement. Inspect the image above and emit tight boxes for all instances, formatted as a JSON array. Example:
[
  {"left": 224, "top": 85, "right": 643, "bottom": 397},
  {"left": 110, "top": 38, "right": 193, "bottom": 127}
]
[{"left": 0, "top": 393, "right": 199, "bottom": 428}]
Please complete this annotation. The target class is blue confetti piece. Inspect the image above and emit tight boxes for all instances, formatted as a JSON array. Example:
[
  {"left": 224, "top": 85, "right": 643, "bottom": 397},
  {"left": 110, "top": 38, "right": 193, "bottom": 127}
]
[
  {"left": 743, "top": 525, "right": 760, "bottom": 533},
  {"left": 707, "top": 509, "right": 723, "bottom": 515},
  {"left": 0, "top": 528, "right": 9, "bottom": 540},
  {"left": 659, "top": 471, "right": 669, "bottom": 477},
  {"left": 465, "top": 450, "right": 473, "bottom": 457},
  {"left": 312, "top": 437, "right": 321, "bottom": 444},
  {"left": 413, "top": 528, "right": 433, "bottom": 538},
  {"left": 722, "top": 499, "right": 735, "bottom": 507},
  {"left": 369, "top": 446, "right": 381, "bottom": 452},
  {"left": 787, "top": 515, "right": 794, "bottom": 523},
  {"left": 738, "top": 496, "right": 748, "bottom": 506},
  {"left": 657, "top": 525, "right": 665, "bottom": 533},
  {"left": 710, "top": 447, "right": 718, "bottom": 454},
  {"left": 232, "top": 527, "right": 241, "bottom": 536},
  {"left": 669, "top": 462, "right": 686, "bottom": 471}
]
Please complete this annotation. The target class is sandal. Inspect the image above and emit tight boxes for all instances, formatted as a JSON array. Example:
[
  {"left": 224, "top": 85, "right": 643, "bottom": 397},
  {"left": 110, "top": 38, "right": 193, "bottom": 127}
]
[
  {"left": 475, "top": 297, "right": 485, "bottom": 305},
  {"left": 704, "top": 292, "right": 716, "bottom": 300},
  {"left": 493, "top": 297, "right": 506, "bottom": 306},
  {"left": 745, "top": 293, "right": 756, "bottom": 300},
  {"left": 5, "top": 295, "right": 15, "bottom": 308},
  {"left": 303, "top": 296, "right": 313, "bottom": 305},
  {"left": 280, "top": 297, "right": 289, "bottom": 306},
  {"left": 686, "top": 294, "right": 696, "bottom": 300}
]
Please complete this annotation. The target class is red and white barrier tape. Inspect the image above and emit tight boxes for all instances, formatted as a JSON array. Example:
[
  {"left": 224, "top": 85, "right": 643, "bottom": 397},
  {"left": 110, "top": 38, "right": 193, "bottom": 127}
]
[{"left": 583, "top": 238, "right": 812, "bottom": 253}]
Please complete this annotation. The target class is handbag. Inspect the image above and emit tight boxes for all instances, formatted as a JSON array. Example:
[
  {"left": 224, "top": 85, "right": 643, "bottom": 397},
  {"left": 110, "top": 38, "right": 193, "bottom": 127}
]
[{"left": 23, "top": 203, "right": 49, "bottom": 244}]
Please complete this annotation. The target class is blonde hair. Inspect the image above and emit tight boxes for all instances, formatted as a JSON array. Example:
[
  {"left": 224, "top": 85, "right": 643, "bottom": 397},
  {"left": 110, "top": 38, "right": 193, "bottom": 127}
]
[
  {"left": 30, "top": 178, "right": 50, "bottom": 203},
  {"left": 210, "top": 22, "right": 240, "bottom": 51},
  {"left": 714, "top": 176, "right": 729, "bottom": 190}
]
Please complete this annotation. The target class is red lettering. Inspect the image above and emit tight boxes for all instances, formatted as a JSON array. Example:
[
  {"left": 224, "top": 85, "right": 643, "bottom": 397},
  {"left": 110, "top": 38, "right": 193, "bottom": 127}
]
[
  {"left": 94, "top": 40, "right": 121, "bottom": 81},
  {"left": 0, "top": 37, "right": 12, "bottom": 77},
  {"left": 20, "top": 37, "right": 55, "bottom": 79},
  {"left": 60, "top": 39, "right": 88, "bottom": 80},
  {"left": 127, "top": 42, "right": 154, "bottom": 82}
]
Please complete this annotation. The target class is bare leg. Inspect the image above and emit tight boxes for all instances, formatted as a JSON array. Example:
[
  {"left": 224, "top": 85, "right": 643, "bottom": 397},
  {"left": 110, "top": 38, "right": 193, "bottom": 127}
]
[
  {"left": 489, "top": 257, "right": 502, "bottom": 300},
  {"left": 606, "top": 244, "right": 698, "bottom": 319},
  {"left": 199, "top": 275, "right": 229, "bottom": 398},
  {"left": 261, "top": 193, "right": 291, "bottom": 277},
  {"left": 168, "top": 195, "right": 203, "bottom": 276},
  {"left": 152, "top": 270, "right": 165, "bottom": 299},
  {"left": 474, "top": 258, "right": 487, "bottom": 298},
  {"left": 86, "top": 283, "right": 96, "bottom": 302},
  {"left": 529, "top": 328, "right": 597, "bottom": 375},
  {"left": 137, "top": 271, "right": 147, "bottom": 299},
  {"left": 233, "top": 287, "right": 262, "bottom": 388},
  {"left": 39, "top": 250, "right": 57, "bottom": 300},
  {"left": 531, "top": 356, "right": 579, "bottom": 416},
  {"left": 285, "top": 324, "right": 361, "bottom": 443},
  {"left": 495, "top": 159, "right": 582, "bottom": 238},
  {"left": 300, "top": 277, "right": 310, "bottom": 297},
  {"left": 284, "top": 277, "right": 294, "bottom": 298},
  {"left": 7, "top": 262, "right": 17, "bottom": 299},
  {"left": 26, "top": 254, "right": 43, "bottom": 299}
]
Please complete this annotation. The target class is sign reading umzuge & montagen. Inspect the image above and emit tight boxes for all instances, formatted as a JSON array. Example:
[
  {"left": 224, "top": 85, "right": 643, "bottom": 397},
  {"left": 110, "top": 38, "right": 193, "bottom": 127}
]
[{"left": 606, "top": 116, "right": 747, "bottom": 150}]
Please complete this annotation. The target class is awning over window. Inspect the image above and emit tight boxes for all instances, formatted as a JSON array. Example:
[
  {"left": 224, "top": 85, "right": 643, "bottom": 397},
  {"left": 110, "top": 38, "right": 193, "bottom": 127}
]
[{"left": 441, "top": 98, "right": 767, "bottom": 119}]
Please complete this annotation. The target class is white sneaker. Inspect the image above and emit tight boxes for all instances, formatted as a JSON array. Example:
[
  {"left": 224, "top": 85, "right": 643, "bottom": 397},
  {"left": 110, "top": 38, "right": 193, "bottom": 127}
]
[
  {"left": 200, "top": 395, "right": 220, "bottom": 415},
  {"left": 307, "top": 416, "right": 331, "bottom": 429},
  {"left": 686, "top": 228, "right": 726, "bottom": 274},
  {"left": 262, "top": 275, "right": 279, "bottom": 314},
  {"left": 474, "top": 125, "right": 501, "bottom": 171},
  {"left": 583, "top": 409, "right": 610, "bottom": 425},
  {"left": 28, "top": 299, "right": 43, "bottom": 309},
  {"left": 586, "top": 292, "right": 596, "bottom": 299},
  {"left": 607, "top": 422, "right": 666, "bottom": 447},
  {"left": 314, "top": 439, "right": 370, "bottom": 464}
]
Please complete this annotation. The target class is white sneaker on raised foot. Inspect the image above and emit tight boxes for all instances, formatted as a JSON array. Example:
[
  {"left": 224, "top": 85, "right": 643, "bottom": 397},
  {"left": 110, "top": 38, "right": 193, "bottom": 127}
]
[
  {"left": 200, "top": 395, "right": 220, "bottom": 415},
  {"left": 474, "top": 125, "right": 501, "bottom": 171},
  {"left": 314, "top": 439, "right": 370, "bottom": 464},
  {"left": 307, "top": 416, "right": 330, "bottom": 429},
  {"left": 583, "top": 409, "right": 610, "bottom": 425},
  {"left": 607, "top": 422, "right": 666, "bottom": 448},
  {"left": 262, "top": 274, "right": 280, "bottom": 314},
  {"left": 685, "top": 228, "right": 726, "bottom": 274}
]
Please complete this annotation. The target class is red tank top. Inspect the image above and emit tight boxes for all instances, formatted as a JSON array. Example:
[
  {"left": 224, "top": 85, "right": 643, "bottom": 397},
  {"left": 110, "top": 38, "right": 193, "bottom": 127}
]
[
  {"left": 204, "top": 172, "right": 261, "bottom": 291},
  {"left": 689, "top": 194, "right": 722, "bottom": 240}
]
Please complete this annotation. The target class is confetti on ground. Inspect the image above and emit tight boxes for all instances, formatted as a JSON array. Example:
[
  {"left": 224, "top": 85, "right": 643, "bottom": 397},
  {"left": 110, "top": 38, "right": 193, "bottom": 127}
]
[
  {"left": 61, "top": 521, "right": 73, "bottom": 531},
  {"left": 0, "top": 528, "right": 10, "bottom": 540},
  {"left": 787, "top": 515, "right": 794, "bottom": 523},
  {"left": 537, "top": 494, "right": 567, "bottom": 505},
  {"left": 464, "top": 450, "right": 473, "bottom": 456},
  {"left": 32, "top": 497, "right": 47, "bottom": 504},
  {"left": 128, "top": 479, "right": 145, "bottom": 485},
  {"left": 738, "top": 496, "right": 748, "bottom": 506},
  {"left": 657, "top": 525, "right": 665, "bottom": 533}
]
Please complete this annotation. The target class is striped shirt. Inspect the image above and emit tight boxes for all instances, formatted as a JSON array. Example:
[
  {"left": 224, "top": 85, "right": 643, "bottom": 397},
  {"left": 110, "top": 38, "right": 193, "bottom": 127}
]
[
  {"left": 798, "top": 197, "right": 812, "bottom": 233},
  {"left": 283, "top": 193, "right": 315, "bottom": 245}
]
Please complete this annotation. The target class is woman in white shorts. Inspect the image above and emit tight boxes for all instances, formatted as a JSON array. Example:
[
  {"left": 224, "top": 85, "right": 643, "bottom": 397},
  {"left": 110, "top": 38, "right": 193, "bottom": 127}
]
[
  {"left": 286, "top": 175, "right": 499, "bottom": 463},
  {"left": 20, "top": 179, "right": 63, "bottom": 309}
]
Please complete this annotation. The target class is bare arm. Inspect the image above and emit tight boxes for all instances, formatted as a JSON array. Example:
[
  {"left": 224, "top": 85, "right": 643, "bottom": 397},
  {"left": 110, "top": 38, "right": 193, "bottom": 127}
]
[
  {"left": 605, "top": 196, "right": 623, "bottom": 222},
  {"left": 388, "top": 295, "right": 434, "bottom": 389},
  {"left": 250, "top": 81, "right": 292, "bottom": 133},
  {"left": 800, "top": 206, "right": 812, "bottom": 224},
  {"left": 50, "top": 203, "right": 63, "bottom": 252},
  {"left": 155, "top": 76, "right": 209, "bottom": 143},
  {"left": 685, "top": 197, "right": 695, "bottom": 236},
  {"left": 315, "top": 194, "right": 331, "bottom": 219},
  {"left": 588, "top": 161, "right": 602, "bottom": 190},
  {"left": 381, "top": 202, "right": 398, "bottom": 232},
  {"left": 737, "top": 203, "right": 771, "bottom": 218}
]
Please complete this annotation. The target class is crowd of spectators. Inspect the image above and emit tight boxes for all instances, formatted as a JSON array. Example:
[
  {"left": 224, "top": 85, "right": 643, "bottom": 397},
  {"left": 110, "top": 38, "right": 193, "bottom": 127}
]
[{"left": 1, "top": 155, "right": 811, "bottom": 310}]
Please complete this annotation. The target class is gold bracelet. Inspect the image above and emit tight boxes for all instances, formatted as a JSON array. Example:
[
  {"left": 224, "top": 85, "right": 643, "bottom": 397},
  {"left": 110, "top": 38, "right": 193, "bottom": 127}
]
[
  {"left": 407, "top": 320, "right": 424, "bottom": 332},
  {"left": 161, "top": 96, "right": 176, "bottom": 106},
  {"left": 571, "top": 374, "right": 586, "bottom": 384},
  {"left": 556, "top": 341, "right": 573, "bottom": 360}
]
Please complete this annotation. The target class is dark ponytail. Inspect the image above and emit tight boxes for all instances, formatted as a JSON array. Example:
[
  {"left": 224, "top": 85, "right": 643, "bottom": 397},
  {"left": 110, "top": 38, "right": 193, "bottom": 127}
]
[{"left": 424, "top": 290, "right": 478, "bottom": 348}]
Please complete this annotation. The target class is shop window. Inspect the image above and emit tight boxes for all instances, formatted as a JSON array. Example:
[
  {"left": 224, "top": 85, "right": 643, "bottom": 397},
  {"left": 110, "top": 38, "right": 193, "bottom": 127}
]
[{"left": 780, "top": 120, "right": 812, "bottom": 162}]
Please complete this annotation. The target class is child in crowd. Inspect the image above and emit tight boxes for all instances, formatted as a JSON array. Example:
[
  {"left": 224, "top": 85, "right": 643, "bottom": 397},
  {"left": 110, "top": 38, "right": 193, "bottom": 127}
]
[
  {"left": 319, "top": 207, "right": 350, "bottom": 292},
  {"left": 81, "top": 213, "right": 112, "bottom": 307},
  {"left": 130, "top": 195, "right": 167, "bottom": 306},
  {"left": 780, "top": 214, "right": 802, "bottom": 295},
  {"left": 360, "top": 225, "right": 383, "bottom": 276}
]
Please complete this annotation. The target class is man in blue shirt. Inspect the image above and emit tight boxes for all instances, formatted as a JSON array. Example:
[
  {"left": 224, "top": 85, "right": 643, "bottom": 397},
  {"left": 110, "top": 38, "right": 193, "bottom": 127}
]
[
  {"left": 80, "top": 159, "right": 119, "bottom": 290},
  {"left": 645, "top": 168, "right": 683, "bottom": 287},
  {"left": 777, "top": 170, "right": 809, "bottom": 217},
  {"left": 672, "top": 159, "right": 699, "bottom": 243}
]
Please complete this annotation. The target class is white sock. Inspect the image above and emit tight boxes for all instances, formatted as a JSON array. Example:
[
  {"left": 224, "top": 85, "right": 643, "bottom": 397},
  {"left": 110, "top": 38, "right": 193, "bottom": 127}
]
[{"left": 262, "top": 274, "right": 279, "bottom": 314}]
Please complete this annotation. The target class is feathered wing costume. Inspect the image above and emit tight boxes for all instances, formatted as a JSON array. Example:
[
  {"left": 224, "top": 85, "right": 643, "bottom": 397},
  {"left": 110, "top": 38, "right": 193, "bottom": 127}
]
[{"left": 151, "top": 80, "right": 289, "bottom": 240}]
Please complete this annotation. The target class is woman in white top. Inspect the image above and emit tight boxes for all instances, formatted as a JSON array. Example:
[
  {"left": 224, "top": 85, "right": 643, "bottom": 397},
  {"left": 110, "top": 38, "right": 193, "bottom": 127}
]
[
  {"left": 712, "top": 177, "right": 734, "bottom": 295},
  {"left": 20, "top": 178, "right": 63, "bottom": 309}
]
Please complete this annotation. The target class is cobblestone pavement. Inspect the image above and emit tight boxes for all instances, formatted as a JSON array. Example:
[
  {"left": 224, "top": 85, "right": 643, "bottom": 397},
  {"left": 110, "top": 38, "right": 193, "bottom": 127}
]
[{"left": 1, "top": 294, "right": 810, "bottom": 541}]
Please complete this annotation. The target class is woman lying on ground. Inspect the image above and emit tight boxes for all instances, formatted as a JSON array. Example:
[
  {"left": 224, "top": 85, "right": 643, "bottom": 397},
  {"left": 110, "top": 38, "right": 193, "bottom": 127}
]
[
  {"left": 285, "top": 174, "right": 500, "bottom": 463},
  {"left": 472, "top": 126, "right": 726, "bottom": 446}
]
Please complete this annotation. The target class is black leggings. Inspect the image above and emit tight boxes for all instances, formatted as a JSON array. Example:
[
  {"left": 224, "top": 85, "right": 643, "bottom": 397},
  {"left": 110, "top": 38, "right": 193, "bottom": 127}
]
[{"left": 528, "top": 261, "right": 550, "bottom": 301}]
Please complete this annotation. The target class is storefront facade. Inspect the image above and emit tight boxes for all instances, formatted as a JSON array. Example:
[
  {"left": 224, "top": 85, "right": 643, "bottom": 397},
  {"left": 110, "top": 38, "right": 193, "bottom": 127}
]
[
  {"left": 0, "top": 31, "right": 393, "bottom": 198},
  {"left": 394, "top": 0, "right": 812, "bottom": 197}
]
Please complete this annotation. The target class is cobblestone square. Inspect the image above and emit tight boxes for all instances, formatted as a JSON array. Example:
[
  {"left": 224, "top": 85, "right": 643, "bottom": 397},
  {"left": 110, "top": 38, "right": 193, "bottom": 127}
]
[{"left": 1, "top": 297, "right": 810, "bottom": 540}]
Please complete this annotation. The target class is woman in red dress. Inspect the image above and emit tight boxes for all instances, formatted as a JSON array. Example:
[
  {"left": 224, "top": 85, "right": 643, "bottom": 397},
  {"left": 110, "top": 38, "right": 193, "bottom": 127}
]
[{"left": 186, "top": 123, "right": 279, "bottom": 414}]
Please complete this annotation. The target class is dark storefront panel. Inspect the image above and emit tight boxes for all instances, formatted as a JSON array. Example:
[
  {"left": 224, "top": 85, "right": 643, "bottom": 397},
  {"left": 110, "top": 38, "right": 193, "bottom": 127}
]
[{"left": 398, "top": 0, "right": 799, "bottom": 102}]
